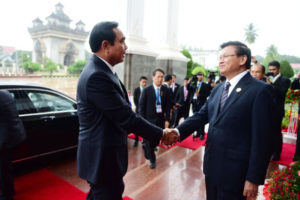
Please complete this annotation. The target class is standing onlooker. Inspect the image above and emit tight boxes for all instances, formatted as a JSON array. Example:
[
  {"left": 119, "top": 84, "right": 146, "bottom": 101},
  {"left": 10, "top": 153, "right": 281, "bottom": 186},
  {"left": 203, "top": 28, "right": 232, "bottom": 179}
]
[
  {"left": 268, "top": 60, "right": 291, "bottom": 161},
  {"left": 139, "top": 69, "right": 172, "bottom": 169},
  {"left": 191, "top": 72, "right": 210, "bottom": 140},
  {"left": 0, "top": 90, "right": 26, "bottom": 200},
  {"left": 250, "top": 64, "right": 266, "bottom": 81},
  {"left": 291, "top": 72, "right": 300, "bottom": 161},
  {"left": 132, "top": 76, "right": 148, "bottom": 147},
  {"left": 173, "top": 77, "right": 193, "bottom": 127}
]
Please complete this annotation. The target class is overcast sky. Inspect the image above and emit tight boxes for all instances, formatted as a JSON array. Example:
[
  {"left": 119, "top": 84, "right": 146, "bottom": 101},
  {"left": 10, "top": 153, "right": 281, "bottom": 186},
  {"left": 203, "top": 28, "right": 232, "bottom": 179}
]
[{"left": 0, "top": 0, "right": 299, "bottom": 58}]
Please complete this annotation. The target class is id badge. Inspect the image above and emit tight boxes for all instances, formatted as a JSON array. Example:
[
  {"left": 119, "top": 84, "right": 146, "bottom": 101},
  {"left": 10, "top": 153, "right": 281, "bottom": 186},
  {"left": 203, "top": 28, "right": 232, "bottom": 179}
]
[
  {"left": 156, "top": 104, "right": 162, "bottom": 113},
  {"left": 193, "top": 93, "right": 197, "bottom": 99}
]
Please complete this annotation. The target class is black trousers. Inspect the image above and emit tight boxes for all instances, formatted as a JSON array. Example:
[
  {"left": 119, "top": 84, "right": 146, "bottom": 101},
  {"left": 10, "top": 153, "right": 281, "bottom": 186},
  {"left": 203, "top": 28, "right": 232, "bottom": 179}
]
[
  {"left": 0, "top": 149, "right": 14, "bottom": 200},
  {"left": 205, "top": 176, "right": 246, "bottom": 200},
  {"left": 173, "top": 103, "right": 190, "bottom": 127},
  {"left": 273, "top": 114, "right": 284, "bottom": 157},
  {"left": 142, "top": 117, "right": 164, "bottom": 163},
  {"left": 86, "top": 145, "right": 127, "bottom": 200},
  {"left": 192, "top": 102, "right": 205, "bottom": 137},
  {"left": 86, "top": 179, "right": 124, "bottom": 200}
]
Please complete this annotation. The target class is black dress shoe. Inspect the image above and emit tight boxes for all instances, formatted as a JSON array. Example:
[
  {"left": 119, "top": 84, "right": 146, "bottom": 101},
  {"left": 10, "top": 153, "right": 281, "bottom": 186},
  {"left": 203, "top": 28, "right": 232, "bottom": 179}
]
[
  {"left": 150, "top": 162, "right": 156, "bottom": 169},
  {"left": 199, "top": 134, "right": 204, "bottom": 140},
  {"left": 133, "top": 141, "right": 138, "bottom": 147},
  {"left": 271, "top": 155, "right": 280, "bottom": 161}
]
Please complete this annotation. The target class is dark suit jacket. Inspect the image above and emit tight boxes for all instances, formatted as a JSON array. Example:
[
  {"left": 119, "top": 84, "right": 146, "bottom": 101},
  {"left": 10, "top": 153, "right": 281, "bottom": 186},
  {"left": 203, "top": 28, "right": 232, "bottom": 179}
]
[
  {"left": 175, "top": 85, "right": 193, "bottom": 106},
  {"left": 133, "top": 86, "right": 142, "bottom": 113},
  {"left": 177, "top": 73, "right": 274, "bottom": 192},
  {"left": 139, "top": 84, "right": 171, "bottom": 124},
  {"left": 191, "top": 82, "right": 210, "bottom": 107},
  {"left": 76, "top": 55, "right": 162, "bottom": 184},
  {"left": 272, "top": 75, "right": 290, "bottom": 115},
  {"left": 0, "top": 90, "right": 26, "bottom": 150}
]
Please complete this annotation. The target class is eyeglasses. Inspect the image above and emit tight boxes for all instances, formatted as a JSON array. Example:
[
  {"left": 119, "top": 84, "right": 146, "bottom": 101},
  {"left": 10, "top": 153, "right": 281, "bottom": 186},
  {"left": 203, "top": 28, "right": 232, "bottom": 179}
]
[{"left": 218, "top": 54, "right": 237, "bottom": 61}]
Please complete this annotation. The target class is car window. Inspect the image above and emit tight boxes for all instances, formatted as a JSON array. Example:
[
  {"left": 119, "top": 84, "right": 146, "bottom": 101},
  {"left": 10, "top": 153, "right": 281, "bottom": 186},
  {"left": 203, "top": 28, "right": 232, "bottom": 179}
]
[
  {"left": 8, "top": 90, "right": 37, "bottom": 114},
  {"left": 26, "top": 90, "right": 76, "bottom": 113}
]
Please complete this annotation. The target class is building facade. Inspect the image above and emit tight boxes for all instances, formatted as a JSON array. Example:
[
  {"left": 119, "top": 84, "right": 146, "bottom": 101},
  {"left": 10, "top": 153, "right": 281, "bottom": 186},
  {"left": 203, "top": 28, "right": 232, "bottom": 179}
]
[{"left": 28, "top": 3, "right": 89, "bottom": 67}]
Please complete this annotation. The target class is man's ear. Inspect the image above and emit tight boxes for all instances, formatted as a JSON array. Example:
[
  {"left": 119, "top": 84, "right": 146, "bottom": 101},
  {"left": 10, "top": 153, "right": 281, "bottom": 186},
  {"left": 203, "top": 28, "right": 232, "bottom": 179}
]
[
  {"left": 101, "top": 40, "right": 110, "bottom": 50},
  {"left": 239, "top": 55, "right": 247, "bottom": 66}
]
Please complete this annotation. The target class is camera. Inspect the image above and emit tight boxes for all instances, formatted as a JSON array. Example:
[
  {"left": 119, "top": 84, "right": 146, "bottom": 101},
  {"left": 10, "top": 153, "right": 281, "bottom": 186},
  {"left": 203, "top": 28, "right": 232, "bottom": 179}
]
[{"left": 265, "top": 72, "right": 274, "bottom": 77}]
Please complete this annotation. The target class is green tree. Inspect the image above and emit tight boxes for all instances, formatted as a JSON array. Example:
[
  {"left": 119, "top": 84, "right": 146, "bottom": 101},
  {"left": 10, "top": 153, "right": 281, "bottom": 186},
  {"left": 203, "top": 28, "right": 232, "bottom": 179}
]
[
  {"left": 181, "top": 49, "right": 193, "bottom": 78},
  {"left": 44, "top": 59, "right": 58, "bottom": 75},
  {"left": 280, "top": 60, "right": 294, "bottom": 78},
  {"left": 244, "top": 23, "right": 258, "bottom": 44},
  {"left": 266, "top": 44, "right": 279, "bottom": 60},
  {"left": 67, "top": 60, "right": 86, "bottom": 74},
  {"left": 23, "top": 61, "right": 41, "bottom": 74}
]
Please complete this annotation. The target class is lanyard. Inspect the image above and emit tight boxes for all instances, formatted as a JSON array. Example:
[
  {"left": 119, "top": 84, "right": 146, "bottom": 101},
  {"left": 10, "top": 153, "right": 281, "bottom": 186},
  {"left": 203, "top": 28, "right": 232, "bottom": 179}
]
[{"left": 155, "top": 88, "right": 161, "bottom": 104}]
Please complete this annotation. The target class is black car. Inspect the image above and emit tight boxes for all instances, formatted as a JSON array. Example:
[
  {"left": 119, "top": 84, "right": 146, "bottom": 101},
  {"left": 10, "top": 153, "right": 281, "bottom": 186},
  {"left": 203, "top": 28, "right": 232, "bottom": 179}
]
[{"left": 0, "top": 82, "right": 79, "bottom": 163}]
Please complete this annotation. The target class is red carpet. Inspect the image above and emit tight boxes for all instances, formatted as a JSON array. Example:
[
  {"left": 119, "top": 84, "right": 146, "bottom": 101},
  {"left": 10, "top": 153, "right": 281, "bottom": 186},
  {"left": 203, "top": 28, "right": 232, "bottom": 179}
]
[
  {"left": 128, "top": 133, "right": 142, "bottom": 141},
  {"left": 128, "top": 133, "right": 207, "bottom": 150},
  {"left": 177, "top": 134, "right": 207, "bottom": 150},
  {"left": 14, "top": 168, "right": 133, "bottom": 200},
  {"left": 272, "top": 143, "right": 296, "bottom": 166},
  {"left": 14, "top": 169, "right": 86, "bottom": 200}
]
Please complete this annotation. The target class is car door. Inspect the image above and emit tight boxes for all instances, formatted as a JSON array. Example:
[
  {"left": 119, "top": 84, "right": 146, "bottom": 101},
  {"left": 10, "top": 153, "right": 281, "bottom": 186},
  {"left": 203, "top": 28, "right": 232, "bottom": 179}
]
[{"left": 9, "top": 88, "right": 78, "bottom": 163}]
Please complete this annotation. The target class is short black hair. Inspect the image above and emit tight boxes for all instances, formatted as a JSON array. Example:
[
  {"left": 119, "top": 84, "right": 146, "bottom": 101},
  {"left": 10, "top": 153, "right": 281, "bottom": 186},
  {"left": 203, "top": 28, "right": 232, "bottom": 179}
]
[
  {"left": 164, "top": 74, "right": 172, "bottom": 82},
  {"left": 268, "top": 60, "right": 280, "bottom": 69},
  {"left": 89, "top": 21, "right": 118, "bottom": 53},
  {"left": 184, "top": 77, "right": 189, "bottom": 81},
  {"left": 252, "top": 64, "right": 266, "bottom": 73},
  {"left": 152, "top": 69, "right": 165, "bottom": 76},
  {"left": 220, "top": 41, "right": 251, "bottom": 69},
  {"left": 139, "top": 76, "right": 147, "bottom": 81}
]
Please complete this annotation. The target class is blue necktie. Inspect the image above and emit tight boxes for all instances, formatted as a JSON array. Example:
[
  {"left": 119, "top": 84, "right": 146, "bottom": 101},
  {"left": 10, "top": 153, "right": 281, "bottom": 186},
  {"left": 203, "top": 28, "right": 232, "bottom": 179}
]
[
  {"left": 220, "top": 82, "right": 231, "bottom": 111},
  {"left": 156, "top": 88, "right": 161, "bottom": 104}
]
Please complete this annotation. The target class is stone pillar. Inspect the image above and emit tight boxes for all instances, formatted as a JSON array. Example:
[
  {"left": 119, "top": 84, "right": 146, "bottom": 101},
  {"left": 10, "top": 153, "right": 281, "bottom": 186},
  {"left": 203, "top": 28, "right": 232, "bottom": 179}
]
[
  {"left": 156, "top": 0, "right": 188, "bottom": 84},
  {"left": 116, "top": 0, "right": 158, "bottom": 93}
]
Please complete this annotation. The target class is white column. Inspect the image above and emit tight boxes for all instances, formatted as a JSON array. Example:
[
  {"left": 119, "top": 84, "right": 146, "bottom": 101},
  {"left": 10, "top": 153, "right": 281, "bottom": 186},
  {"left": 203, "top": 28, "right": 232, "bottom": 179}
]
[
  {"left": 156, "top": 0, "right": 188, "bottom": 62},
  {"left": 126, "top": 0, "right": 157, "bottom": 57}
]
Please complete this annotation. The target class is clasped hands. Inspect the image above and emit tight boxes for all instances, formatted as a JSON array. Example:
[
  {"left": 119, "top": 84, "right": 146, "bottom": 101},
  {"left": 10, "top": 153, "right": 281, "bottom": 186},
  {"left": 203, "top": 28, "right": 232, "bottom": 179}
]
[{"left": 161, "top": 128, "right": 179, "bottom": 147}]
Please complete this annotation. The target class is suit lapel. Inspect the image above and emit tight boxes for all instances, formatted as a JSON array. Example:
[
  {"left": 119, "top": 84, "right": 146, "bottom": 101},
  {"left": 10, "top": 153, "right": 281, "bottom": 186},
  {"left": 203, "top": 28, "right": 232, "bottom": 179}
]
[
  {"left": 216, "top": 73, "right": 252, "bottom": 121},
  {"left": 209, "top": 84, "right": 224, "bottom": 123}
]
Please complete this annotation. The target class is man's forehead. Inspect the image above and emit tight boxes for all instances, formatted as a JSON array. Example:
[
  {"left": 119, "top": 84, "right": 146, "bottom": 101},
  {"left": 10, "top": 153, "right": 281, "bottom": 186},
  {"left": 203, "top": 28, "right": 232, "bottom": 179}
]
[{"left": 221, "top": 45, "right": 236, "bottom": 54}]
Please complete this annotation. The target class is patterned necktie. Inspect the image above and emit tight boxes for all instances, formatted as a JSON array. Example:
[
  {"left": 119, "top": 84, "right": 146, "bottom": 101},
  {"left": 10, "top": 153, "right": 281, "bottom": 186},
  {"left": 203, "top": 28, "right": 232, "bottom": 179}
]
[{"left": 219, "top": 82, "right": 231, "bottom": 111}]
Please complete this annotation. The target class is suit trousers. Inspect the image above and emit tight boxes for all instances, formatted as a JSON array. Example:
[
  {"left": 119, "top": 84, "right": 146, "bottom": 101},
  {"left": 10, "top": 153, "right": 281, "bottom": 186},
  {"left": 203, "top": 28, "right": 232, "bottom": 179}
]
[
  {"left": 273, "top": 114, "right": 284, "bottom": 157},
  {"left": 173, "top": 103, "right": 190, "bottom": 127},
  {"left": 192, "top": 102, "right": 205, "bottom": 137},
  {"left": 0, "top": 149, "right": 14, "bottom": 200},
  {"left": 86, "top": 180, "right": 124, "bottom": 200},
  {"left": 205, "top": 176, "right": 246, "bottom": 200},
  {"left": 142, "top": 116, "right": 164, "bottom": 163}
]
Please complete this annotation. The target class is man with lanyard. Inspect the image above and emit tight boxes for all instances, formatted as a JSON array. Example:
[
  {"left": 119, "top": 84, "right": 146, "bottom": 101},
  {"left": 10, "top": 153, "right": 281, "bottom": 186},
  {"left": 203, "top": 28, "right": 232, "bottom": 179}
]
[
  {"left": 191, "top": 72, "right": 210, "bottom": 140},
  {"left": 139, "top": 69, "right": 172, "bottom": 169}
]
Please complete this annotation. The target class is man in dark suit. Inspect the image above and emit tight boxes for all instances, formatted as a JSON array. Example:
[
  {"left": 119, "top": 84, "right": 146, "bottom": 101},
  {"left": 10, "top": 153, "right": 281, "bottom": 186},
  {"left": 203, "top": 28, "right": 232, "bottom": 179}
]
[
  {"left": 166, "top": 41, "right": 274, "bottom": 200},
  {"left": 132, "top": 76, "right": 148, "bottom": 147},
  {"left": 76, "top": 22, "right": 177, "bottom": 200},
  {"left": 268, "top": 60, "right": 291, "bottom": 161},
  {"left": 0, "top": 90, "right": 26, "bottom": 200},
  {"left": 291, "top": 72, "right": 300, "bottom": 161},
  {"left": 191, "top": 72, "right": 210, "bottom": 140},
  {"left": 173, "top": 77, "right": 193, "bottom": 127},
  {"left": 171, "top": 74, "right": 180, "bottom": 98},
  {"left": 139, "top": 69, "right": 172, "bottom": 169}
]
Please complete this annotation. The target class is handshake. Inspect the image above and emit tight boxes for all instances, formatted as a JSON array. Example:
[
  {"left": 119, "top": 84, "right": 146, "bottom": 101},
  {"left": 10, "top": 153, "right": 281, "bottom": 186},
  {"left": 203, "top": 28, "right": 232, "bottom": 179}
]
[{"left": 161, "top": 128, "right": 179, "bottom": 147}]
